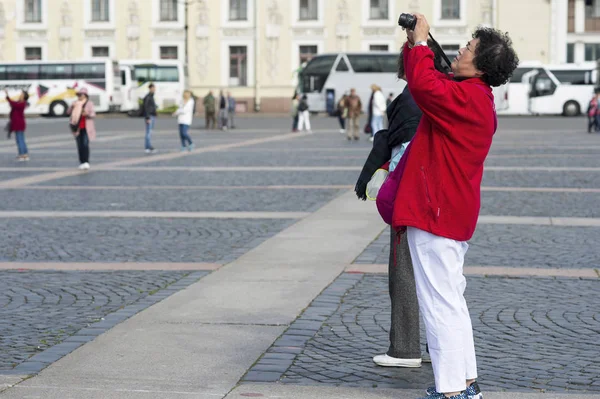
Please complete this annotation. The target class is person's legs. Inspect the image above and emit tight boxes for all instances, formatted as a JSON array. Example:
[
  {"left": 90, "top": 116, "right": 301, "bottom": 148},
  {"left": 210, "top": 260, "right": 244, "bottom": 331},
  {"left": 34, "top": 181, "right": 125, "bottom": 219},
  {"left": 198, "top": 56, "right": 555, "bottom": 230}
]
[
  {"left": 181, "top": 124, "right": 192, "bottom": 146},
  {"left": 205, "top": 112, "right": 209, "bottom": 129},
  {"left": 15, "top": 131, "right": 26, "bottom": 155},
  {"left": 145, "top": 119, "right": 152, "bottom": 149},
  {"left": 292, "top": 115, "right": 298, "bottom": 131},
  {"left": 387, "top": 229, "right": 422, "bottom": 359},
  {"left": 407, "top": 226, "right": 475, "bottom": 395},
  {"left": 352, "top": 116, "right": 360, "bottom": 139},
  {"left": 595, "top": 114, "right": 600, "bottom": 131},
  {"left": 229, "top": 112, "right": 235, "bottom": 128},
  {"left": 80, "top": 129, "right": 90, "bottom": 163},
  {"left": 298, "top": 112, "right": 306, "bottom": 131},
  {"left": 304, "top": 111, "right": 311, "bottom": 131},
  {"left": 178, "top": 124, "right": 187, "bottom": 148}
]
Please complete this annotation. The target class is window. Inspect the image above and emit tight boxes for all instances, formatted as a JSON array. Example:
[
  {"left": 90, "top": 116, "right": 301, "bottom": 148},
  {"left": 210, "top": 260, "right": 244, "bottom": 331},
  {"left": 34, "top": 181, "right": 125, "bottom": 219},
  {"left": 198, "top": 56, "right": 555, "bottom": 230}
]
[
  {"left": 160, "top": 46, "right": 178, "bottom": 60},
  {"left": 347, "top": 54, "right": 396, "bottom": 73},
  {"left": 584, "top": 43, "right": 600, "bottom": 61},
  {"left": 25, "top": 0, "right": 42, "bottom": 23},
  {"left": 73, "top": 63, "right": 106, "bottom": 79},
  {"left": 40, "top": 64, "right": 73, "bottom": 79},
  {"left": 229, "top": 0, "right": 247, "bottom": 21},
  {"left": 299, "top": 45, "right": 318, "bottom": 65},
  {"left": 369, "top": 44, "right": 389, "bottom": 52},
  {"left": 160, "top": 0, "right": 178, "bottom": 22},
  {"left": 156, "top": 66, "right": 179, "bottom": 82},
  {"left": 92, "top": 47, "right": 110, "bottom": 58},
  {"left": 299, "top": 0, "right": 318, "bottom": 21},
  {"left": 25, "top": 47, "right": 42, "bottom": 61},
  {"left": 551, "top": 69, "right": 589, "bottom": 85},
  {"left": 369, "top": 0, "right": 388, "bottom": 20},
  {"left": 442, "top": 44, "right": 460, "bottom": 51},
  {"left": 509, "top": 67, "right": 536, "bottom": 84},
  {"left": 229, "top": 46, "right": 248, "bottom": 86},
  {"left": 585, "top": 0, "right": 600, "bottom": 18},
  {"left": 133, "top": 65, "right": 179, "bottom": 83},
  {"left": 336, "top": 58, "right": 349, "bottom": 72},
  {"left": 91, "top": 0, "right": 109, "bottom": 22},
  {"left": 567, "top": 44, "right": 575, "bottom": 63},
  {"left": 441, "top": 0, "right": 460, "bottom": 20},
  {"left": 7, "top": 65, "right": 40, "bottom": 80}
]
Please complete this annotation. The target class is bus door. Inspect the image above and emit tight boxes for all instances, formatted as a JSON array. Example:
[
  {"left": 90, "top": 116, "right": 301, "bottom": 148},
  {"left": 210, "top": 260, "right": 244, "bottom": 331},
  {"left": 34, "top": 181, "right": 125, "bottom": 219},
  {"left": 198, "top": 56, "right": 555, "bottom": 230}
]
[
  {"left": 528, "top": 69, "right": 557, "bottom": 115},
  {"left": 325, "top": 55, "right": 352, "bottom": 115},
  {"left": 299, "top": 55, "right": 337, "bottom": 113},
  {"left": 119, "top": 65, "right": 138, "bottom": 113}
]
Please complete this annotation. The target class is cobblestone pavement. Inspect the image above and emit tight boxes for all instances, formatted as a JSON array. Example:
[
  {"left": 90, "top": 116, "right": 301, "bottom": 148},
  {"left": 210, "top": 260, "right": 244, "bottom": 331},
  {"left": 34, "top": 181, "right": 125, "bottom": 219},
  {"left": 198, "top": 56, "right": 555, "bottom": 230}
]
[
  {"left": 0, "top": 270, "right": 208, "bottom": 373},
  {"left": 0, "top": 218, "right": 292, "bottom": 263},
  {"left": 354, "top": 225, "right": 600, "bottom": 268},
  {"left": 243, "top": 273, "right": 600, "bottom": 393}
]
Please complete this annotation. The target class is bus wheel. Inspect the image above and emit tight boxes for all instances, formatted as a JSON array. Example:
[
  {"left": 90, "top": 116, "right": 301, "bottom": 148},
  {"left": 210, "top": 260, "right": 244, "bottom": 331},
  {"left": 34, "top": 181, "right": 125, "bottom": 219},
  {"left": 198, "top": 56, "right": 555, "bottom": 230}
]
[
  {"left": 563, "top": 101, "right": 580, "bottom": 117},
  {"left": 50, "top": 101, "right": 68, "bottom": 117}
]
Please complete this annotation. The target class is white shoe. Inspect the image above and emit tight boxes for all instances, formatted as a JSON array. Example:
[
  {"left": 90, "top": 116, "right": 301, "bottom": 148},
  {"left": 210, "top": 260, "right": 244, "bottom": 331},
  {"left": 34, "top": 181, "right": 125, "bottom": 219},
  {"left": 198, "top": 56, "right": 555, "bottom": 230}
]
[
  {"left": 369, "top": 136, "right": 374, "bottom": 142},
  {"left": 145, "top": 149, "right": 151, "bottom": 154},
  {"left": 78, "top": 163, "right": 86, "bottom": 170},
  {"left": 339, "top": 129, "right": 345, "bottom": 134},
  {"left": 83, "top": 162, "right": 90, "bottom": 170},
  {"left": 372, "top": 354, "right": 422, "bottom": 368}
]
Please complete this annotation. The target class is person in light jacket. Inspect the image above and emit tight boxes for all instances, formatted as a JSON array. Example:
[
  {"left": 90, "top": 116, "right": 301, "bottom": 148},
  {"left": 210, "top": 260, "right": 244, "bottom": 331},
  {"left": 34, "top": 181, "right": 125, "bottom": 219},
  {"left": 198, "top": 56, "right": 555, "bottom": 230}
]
[
  {"left": 173, "top": 90, "right": 195, "bottom": 151},
  {"left": 227, "top": 92, "right": 236, "bottom": 129},
  {"left": 370, "top": 84, "right": 387, "bottom": 141},
  {"left": 5, "top": 90, "right": 29, "bottom": 161},
  {"left": 67, "top": 88, "right": 97, "bottom": 170}
]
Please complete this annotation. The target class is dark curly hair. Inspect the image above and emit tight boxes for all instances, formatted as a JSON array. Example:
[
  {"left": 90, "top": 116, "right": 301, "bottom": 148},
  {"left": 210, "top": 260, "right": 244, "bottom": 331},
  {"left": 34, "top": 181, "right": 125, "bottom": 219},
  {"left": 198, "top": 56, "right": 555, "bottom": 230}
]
[
  {"left": 472, "top": 27, "right": 519, "bottom": 87},
  {"left": 397, "top": 40, "right": 449, "bottom": 79}
]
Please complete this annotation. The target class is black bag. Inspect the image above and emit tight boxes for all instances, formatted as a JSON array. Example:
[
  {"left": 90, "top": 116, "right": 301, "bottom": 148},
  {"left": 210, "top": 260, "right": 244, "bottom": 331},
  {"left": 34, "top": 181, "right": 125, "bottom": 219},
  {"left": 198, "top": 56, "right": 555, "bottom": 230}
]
[
  {"left": 298, "top": 101, "right": 309, "bottom": 112},
  {"left": 69, "top": 101, "right": 88, "bottom": 133}
]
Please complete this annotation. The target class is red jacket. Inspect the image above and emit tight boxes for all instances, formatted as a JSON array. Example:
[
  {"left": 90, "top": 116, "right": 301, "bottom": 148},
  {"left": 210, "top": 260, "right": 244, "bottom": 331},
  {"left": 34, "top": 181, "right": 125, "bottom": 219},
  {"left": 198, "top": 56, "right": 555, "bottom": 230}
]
[
  {"left": 392, "top": 44, "right": 497, "bottom": 241},
  {"left": 8, "top": 99, "right": 27, "bottom": 132}
]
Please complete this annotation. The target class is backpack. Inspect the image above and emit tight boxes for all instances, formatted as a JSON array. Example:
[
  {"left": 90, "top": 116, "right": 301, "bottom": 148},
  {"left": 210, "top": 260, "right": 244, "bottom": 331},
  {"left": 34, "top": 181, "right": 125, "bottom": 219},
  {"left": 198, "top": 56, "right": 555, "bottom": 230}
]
[{"left": 298, "top": 100, "right": 309, "bottom": 112}]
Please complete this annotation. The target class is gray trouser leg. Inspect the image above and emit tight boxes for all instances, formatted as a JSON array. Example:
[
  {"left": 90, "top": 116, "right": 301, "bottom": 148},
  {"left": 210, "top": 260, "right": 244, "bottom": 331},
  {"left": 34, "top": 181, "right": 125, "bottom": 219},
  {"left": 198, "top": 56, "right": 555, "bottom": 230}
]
[{"left": 387, "top": 227, "right": 421, "bottom": 359}]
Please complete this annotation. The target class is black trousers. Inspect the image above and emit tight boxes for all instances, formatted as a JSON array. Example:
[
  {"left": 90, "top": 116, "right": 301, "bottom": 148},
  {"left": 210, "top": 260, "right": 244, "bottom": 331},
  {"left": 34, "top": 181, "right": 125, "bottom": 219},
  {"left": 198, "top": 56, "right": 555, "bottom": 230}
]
[
  {"left": 76, "top": 128, "right": 90, "bottom": 164},
  {"left": 387, "top": 227, "right": 421, "bottom": 359}
]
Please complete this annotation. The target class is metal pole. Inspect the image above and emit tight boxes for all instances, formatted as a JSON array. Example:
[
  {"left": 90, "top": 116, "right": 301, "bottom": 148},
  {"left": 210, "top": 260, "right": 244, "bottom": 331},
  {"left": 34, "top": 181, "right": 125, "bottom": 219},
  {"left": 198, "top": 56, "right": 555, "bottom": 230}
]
[{"left": 254, "top": 1, "right": 261, "bottom": 112}]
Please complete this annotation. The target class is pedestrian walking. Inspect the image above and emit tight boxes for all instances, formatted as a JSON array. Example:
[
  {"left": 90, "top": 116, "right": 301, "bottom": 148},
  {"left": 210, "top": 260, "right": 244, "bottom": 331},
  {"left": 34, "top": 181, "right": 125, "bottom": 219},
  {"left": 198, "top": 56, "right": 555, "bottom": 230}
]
[
  {"left": 5, "top": 89, "right": 29, "bottom": 162},
  {"left": 218, "top": 90, "right": 228, "bottom": 130},
  {"left": 393, "top": 17, "right": 517, "bottom": 399},
  {"left": 203, "top": 90, "right": 216, "bottom": 129},
  {"left": 337, "top": 94, "right": 348, "bottom": 134},
  {"left": 355, "top": 40, "right": 449, "bottom": 370},
  {"left": 142, "top": 84, "right": 158, "bottom": 154},
  {"left": 291, "top": 92, "right": 300, "bottom": 132},
  {"left": 297, "top": 94, "right": 311, "bottom": 133},
  {"left": 370, "top": 84, "right": 386, "bottom": 141},
  {"left": 346, "top": 88, "right": 362, "bottom": 141},
  {"left": 173, "top": 90, "right": 195, "bottom": 152},
  {"left": 68, "top": 88, "right": 97, "bottom": 170},
  {"left": 587, "top": 88, "right": 600, "bottom": 133},
  {"left": 227, "top": 92, "right": 236, "bottom": 129}
]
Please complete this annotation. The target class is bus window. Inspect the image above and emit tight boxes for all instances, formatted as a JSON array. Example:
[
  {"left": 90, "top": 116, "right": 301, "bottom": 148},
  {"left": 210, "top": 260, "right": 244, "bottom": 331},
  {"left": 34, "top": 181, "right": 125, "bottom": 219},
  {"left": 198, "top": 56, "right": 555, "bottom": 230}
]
[
  {"left": 336, "top": 58, "right": 349, "bottom": 72},
  {"left": 347, "top": 54, "right": 397, "bottom": 73},
  {"left": 300, "top": 55, "right": 337, "bottom": 93},
  {"left": 40, "top": 64, "right": 73, "bottom": 80},
  {"left": 7, "top": 65, "right": 39, "bottom": 80},
  {"left": 510, "top": 67, "right": 535, "bottom": 83},
  {"left": 550, "top": 70, "right": 588, "bottom": 85},
  {"left": 74, "top": 63, "right": 105, "bottom": 79},
  {"left": 0, "top": 66, "right": 6, "bottom": 80},
  {"left": 156, "top": 66, "right": 179, "bottom": 82},
  {"left": 134, "top": 66, "right": 157, "bottom": 83},
  {"left": 379, "top": 54, "right": 397, "bottom": 73}
]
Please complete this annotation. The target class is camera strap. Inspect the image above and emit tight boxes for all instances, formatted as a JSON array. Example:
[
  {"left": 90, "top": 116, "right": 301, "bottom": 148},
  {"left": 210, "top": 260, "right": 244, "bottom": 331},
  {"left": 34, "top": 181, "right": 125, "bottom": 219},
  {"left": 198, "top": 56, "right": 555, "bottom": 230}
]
[{"left": 427, "top": 32, "right": 454, "bottom": 71}]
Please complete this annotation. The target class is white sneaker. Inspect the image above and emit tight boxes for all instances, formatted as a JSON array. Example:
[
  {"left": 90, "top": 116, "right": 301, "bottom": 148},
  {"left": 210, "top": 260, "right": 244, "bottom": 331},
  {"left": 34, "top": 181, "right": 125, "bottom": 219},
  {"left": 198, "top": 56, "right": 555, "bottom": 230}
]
[
  {"left": 369, "top": 136, "right": 374, "bottom": 142},
  {"left": 145, "top": 149, "right": 151, "bottom": 154},
  {"left": 83, "top": 162, "right": 90, "bottom": 170},
  {"left": 339, "top": 129, "right": 345, "bottom": 134},
  {"left": 78, "top": 163, "right": 86, "bottom": 170},
  {"left": 372, "top": 354, "right": 422, "bottom": 368}
]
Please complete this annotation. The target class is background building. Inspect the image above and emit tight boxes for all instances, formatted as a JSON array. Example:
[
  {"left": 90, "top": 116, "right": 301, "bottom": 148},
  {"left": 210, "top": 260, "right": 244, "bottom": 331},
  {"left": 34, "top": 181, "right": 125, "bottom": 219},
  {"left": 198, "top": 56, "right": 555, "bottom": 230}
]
[{"left": 0, "top": 0, "right": 595, "bottom": 112}]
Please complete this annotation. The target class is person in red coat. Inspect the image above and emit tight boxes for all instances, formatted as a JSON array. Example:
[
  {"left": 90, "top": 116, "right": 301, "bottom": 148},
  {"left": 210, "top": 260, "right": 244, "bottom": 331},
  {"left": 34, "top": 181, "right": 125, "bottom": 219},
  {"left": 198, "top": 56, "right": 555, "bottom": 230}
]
[
  {"left": 6, "top": 90, "right": 30, "bottom": 161},
  {"left": 395, "top": 15, "right": 518, "bottom": 399}
]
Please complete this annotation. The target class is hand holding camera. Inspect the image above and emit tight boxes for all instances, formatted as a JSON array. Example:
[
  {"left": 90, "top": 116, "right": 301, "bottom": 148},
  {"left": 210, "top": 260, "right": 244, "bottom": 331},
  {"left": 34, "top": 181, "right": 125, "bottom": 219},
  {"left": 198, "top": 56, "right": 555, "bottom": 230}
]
[{"left": 398, "top": 13, "right": 430, "bottom": 44}]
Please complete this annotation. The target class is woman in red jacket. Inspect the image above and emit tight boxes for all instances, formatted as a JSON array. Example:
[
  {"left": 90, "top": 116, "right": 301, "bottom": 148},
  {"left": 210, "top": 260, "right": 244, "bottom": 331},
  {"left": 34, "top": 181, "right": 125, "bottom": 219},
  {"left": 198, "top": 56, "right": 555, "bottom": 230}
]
[
  {"left": 6, "top": 90, "right": 30, "bottom": 161},
  {"left": 398, "top": 15, "right": 518, "bottom": 399}
]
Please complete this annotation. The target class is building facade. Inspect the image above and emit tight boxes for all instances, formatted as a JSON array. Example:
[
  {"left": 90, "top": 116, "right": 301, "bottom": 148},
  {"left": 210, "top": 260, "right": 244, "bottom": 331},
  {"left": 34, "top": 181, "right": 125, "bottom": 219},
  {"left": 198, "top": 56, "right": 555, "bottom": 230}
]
[{"left": 0, "top": 0, "right": 592, "bottom": 112}]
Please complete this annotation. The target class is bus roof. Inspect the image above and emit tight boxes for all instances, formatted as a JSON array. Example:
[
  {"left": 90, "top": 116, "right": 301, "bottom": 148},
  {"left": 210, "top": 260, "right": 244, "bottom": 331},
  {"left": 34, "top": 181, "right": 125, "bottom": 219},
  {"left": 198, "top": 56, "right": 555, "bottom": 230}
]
[
  {"left": 544, "top": 62, "right": 596, "bottom": 70},
  {"left": 0, "top": 59, "right": 116, "bottom": 65},
  {"left": 119, "top": 60, "right": 182, "bottom": 66}
]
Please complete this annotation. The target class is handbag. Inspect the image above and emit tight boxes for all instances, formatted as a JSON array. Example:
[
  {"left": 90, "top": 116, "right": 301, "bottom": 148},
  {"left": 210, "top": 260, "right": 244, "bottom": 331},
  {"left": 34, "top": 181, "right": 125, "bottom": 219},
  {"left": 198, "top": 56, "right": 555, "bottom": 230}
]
[
  {"left": 69, "top": 101, "right": 88, "bottom": 133},
  {"left": 376, "top": 141, "right": 413, "bottom": 225},
  {"left": 363, "top": 123, "right": 372, "bottom": 134},
  {"left": 366, "top": 169, "right": 389, "bottom": 201}
]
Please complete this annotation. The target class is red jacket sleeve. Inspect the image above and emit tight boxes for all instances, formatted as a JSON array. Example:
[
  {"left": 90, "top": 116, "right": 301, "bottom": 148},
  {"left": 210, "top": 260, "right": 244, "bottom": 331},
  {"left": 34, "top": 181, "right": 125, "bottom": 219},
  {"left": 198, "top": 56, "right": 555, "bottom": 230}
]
[{"left": 404, "top": 44, "right": 470, "bottom": 135}]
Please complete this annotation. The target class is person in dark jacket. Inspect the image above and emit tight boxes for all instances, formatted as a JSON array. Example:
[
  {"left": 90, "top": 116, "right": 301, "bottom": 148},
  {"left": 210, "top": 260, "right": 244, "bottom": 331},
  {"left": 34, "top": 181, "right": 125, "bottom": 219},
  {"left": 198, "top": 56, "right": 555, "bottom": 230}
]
[
  {"left": 218, "top": 90, "right": 228, "bottom": 130},
  {"left": 355, "top": 40, "right": 449, "bottom": 370},
  {"left": 400, "top": 16, "right": 517, "bottom": 399},
  {"left": 143, "top": 84, "right": 158, "bottom": 153},
  {"left": 6, "top": 90, "right": 29, "bottom": 161}
]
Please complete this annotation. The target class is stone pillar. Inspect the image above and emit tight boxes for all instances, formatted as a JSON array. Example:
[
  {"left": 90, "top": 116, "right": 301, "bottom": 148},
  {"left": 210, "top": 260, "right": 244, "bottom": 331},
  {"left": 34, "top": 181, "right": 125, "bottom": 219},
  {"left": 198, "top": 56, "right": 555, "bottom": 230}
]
[
  {"left": 550, "top": 0, "right": 569, "bottom": 64},
  {"left": 575, "top": 0, "right": 585, "bottom": 33}
]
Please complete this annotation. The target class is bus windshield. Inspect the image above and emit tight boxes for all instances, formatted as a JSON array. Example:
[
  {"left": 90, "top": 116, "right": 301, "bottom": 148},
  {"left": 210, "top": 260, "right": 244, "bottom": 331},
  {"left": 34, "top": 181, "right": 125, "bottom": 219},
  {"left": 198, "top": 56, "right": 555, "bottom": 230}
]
[{"left": 299, "top": 55, "right": 337, "bottom": 93}]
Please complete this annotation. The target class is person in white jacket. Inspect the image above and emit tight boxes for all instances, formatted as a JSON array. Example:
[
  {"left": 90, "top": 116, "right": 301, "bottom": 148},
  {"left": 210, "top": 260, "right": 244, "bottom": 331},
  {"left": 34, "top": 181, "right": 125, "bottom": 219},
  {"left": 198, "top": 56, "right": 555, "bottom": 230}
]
[
  {"left": 370, "top": 84, "right": 387, "bottom": 142},
  {"left": 173, "top": 90, "right": 195, "bottom": 151}
]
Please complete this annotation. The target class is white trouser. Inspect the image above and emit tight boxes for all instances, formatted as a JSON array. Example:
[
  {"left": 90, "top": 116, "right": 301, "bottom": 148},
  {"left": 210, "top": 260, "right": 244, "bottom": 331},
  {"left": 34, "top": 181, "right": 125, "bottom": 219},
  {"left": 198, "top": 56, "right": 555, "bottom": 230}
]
[
  {"left": 406, "top": 226, "right": 477, "bottom": 393},
  {"left": 298, "top": 110, "right": 311, "bottom": 131}
]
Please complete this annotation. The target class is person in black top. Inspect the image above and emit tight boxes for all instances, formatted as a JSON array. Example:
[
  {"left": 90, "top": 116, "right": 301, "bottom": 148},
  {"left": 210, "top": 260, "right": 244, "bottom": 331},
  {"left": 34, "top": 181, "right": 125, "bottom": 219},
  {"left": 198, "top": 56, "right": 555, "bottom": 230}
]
[
  {"left": 355, "top": 40, "right": 448, "bottom": 369},
  {"left": 219, "top": 90, "right": 228, "bottom": 130},
  {"left": 143, "top": 84, "right": 158, "bottom": 153}
]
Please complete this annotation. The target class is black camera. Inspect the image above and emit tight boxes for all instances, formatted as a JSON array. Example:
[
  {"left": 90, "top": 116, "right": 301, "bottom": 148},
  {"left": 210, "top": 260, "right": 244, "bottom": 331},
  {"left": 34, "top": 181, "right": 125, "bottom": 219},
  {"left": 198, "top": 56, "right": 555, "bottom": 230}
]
[{"left": 398, "top": 13, "right": 417, "bottom": 31}]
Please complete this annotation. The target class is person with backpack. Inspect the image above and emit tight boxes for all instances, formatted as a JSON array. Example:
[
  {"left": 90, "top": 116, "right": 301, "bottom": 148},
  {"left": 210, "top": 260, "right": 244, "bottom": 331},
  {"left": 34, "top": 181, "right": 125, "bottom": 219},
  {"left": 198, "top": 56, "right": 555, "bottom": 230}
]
[
  {"left": 142, "top": 84, "right": 158, "bottom": 154},
  {"left": 346, "top": 88, "right": 362, "bottom": 141},
  {"left": 5, "top": 89, "right": 29, "bottom": 162},
  {"left": 297, "top": 94, "right": 311, "bottom": 133},
  {"left": 67, "top": 88, "right": 97, "bottom": 170},
  {"left": 587, "top": 88, "right": 600, "bottom": 133}
]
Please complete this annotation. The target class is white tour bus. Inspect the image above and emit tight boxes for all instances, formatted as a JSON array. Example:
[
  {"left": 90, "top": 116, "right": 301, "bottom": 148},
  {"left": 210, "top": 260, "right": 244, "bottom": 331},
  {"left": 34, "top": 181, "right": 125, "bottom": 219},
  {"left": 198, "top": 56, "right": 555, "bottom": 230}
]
[
  {"left": 0, "top": 59, "right": 121, "bottom": 116},
  {"left": 298, "top": 52, "right": 509, "bottom": 115},
  {"left": 119, "top": 60, "right": 185, "bottom": 114},
  {"left": 498, "top": 61, "right": 543, "bottom": 115},
  {"left": 528, "top": 63, "right": 597, "bottom": 116}
]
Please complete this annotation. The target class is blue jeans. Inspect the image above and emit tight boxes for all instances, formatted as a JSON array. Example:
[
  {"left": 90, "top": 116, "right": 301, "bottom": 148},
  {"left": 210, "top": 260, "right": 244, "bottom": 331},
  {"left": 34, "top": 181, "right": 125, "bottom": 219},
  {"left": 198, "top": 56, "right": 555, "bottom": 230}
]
[
  {"left": 15, "top": 131, "right": 28, "bottom": 155},
  {"left": 371, "top": 115, "right": 384, "bottom": 137},
  {"left": 145, "top": 116, "right": 155, "bottom": 149},
  {"left": 179, "top": 124, "right": 193, "bottom": 147}
]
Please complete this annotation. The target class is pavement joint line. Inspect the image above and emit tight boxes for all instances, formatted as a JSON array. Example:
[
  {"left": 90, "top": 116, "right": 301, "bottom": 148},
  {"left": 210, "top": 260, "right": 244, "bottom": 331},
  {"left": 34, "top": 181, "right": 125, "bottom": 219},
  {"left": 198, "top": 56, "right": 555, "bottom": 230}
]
[
  {"left": 0, "top": 270, "right": 210, "bottom": 378},
  {"left": 0, "top": 211, "right": 310, "bottom": 219},
  {"left": 0, "top": 185, "right": 355, "bottom": 190},
  {"left": 10, "top": 385, "right": 222, "bottom": 396},
  {"left": 0, "top": 131, "right": 305, "bottom": 188},
  {"left": 345, "top": 264, "right": 600, "bottom": 278},
  {"left": 0, "top": 262, "right": 224, "bottom": 271}
]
